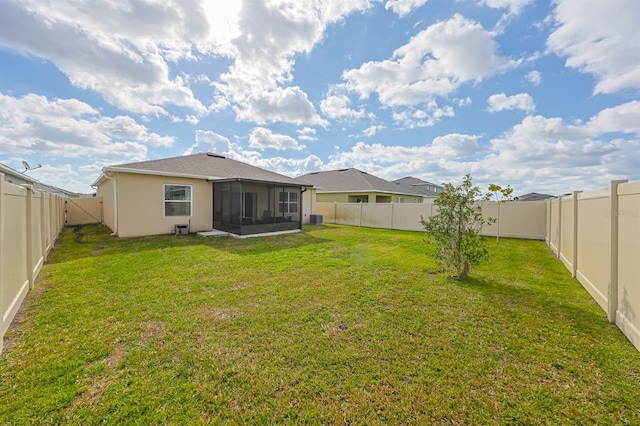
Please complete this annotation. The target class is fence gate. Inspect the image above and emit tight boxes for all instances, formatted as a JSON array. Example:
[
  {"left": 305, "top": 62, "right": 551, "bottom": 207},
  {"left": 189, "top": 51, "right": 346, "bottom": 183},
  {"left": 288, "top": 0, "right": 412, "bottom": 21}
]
[{"left": 65, "top": 197, "right": 103, "bottom": 225}]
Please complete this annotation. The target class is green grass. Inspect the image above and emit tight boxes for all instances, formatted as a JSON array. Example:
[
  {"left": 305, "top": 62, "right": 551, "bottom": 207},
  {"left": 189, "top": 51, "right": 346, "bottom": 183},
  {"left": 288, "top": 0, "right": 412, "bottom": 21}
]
[{"left": 1, "top": 224, "right": 639, "bottom": 424}]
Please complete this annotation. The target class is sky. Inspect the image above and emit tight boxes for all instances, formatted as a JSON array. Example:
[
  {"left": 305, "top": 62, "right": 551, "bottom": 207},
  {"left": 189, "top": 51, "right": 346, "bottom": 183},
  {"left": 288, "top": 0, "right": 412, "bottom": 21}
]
[{"left": 0, "top": 0, "right": 639, "bottom": 196}]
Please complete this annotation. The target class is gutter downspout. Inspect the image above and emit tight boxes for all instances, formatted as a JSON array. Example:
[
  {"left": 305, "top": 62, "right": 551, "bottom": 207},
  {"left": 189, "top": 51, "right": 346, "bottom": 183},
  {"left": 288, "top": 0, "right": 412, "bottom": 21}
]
[{"left": 102, "top": 171, "right": 118, "bottom": 236}]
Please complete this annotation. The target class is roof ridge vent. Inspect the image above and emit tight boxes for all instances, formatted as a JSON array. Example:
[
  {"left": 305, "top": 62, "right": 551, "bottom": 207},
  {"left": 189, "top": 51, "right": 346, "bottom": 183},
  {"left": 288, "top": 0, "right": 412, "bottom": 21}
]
[{"left": 206, "top": 152, "right": 226, "bottom": 159}]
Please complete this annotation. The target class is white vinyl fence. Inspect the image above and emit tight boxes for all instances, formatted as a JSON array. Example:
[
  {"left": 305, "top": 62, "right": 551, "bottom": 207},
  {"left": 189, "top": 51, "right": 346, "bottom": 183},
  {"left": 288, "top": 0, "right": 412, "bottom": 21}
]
[
  {"left": 315, "top": 200, "right": 547, "bottom": 240},
  {"left": 0, "top": 175, "right": 65, "bottom": 354},
  {"left": 547, "top": 180, "right": 640, "bottom": 352},
  {"left": 65, "top": 197, "right": 103, "bottom": 226}
]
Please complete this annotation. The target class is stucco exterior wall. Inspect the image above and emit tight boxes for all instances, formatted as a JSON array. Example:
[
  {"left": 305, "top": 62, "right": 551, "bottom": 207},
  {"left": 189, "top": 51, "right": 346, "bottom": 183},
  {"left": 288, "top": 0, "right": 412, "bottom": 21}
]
[
  {"left": 110, "top": 173, "right": 213, "bottom": 238},
  {"left": 97, "top": 177, "right": 116, "bottom": 232},
  {"left": 301, "top": 188, "right": 316, "bottom": 224}
]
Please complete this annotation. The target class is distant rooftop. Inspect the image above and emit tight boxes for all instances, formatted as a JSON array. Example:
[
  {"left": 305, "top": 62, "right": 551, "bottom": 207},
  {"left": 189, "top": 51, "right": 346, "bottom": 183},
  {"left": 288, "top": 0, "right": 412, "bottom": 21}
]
[
  {"left": 391, "top": 176, "right": 444, "bottom": 197},
  {"left": 298, "top": 168, "right": 424, "bottom": 196},
  {"left": 514, "top": 192, "right": 554, "bottom": 201}
]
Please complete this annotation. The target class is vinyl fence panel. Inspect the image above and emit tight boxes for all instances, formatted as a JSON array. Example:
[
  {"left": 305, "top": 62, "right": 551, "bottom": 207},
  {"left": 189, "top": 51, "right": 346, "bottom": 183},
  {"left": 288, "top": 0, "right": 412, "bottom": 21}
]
[
  {"left": 1, "top": 175, "right": 64, "bottom": 354},
  {"left": 616, "top": 181, "right": 640, "bottom": 351}
]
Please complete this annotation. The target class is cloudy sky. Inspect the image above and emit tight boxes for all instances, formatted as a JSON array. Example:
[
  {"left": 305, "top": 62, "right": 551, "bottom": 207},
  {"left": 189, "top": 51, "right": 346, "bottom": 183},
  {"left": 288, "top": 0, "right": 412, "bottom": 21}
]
[{"left": 1, "top": 0, "right": 638, "bottom": 195}]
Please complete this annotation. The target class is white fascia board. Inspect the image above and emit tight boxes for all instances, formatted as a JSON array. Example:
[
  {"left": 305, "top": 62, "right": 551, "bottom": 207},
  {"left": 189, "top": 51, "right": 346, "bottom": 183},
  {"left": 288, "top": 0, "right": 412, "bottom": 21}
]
[{"left": 103, "top": 166, "right": 224, "bottom": 181}]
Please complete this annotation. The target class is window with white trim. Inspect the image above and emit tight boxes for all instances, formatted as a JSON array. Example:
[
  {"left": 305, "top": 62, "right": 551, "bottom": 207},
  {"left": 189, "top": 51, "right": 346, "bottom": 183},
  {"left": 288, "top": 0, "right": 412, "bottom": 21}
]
[
  {"left": 279, "top": 191, "right": 298, "bottom": 214},
  {"left": 395, "top": 196, "right": 404, "bottom": 203},
  {"left": 164, "top": 184, "right": 192, "bottom": 216}
]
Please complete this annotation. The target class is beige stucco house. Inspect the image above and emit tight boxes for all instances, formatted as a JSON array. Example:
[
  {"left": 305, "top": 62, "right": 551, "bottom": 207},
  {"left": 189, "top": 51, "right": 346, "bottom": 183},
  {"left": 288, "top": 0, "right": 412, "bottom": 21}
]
[
  {"left": 92, "top": 153, "right": 315, "bottom": 237},
  {"left": 297, "top": 168, "right": 427, "bottom": 203}
]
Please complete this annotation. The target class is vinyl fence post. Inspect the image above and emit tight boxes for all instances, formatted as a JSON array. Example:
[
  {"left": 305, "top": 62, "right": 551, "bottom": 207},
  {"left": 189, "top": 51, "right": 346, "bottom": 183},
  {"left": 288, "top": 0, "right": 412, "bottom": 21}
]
[
  {"left": 556, "top": 195, "right": 562, "bottom": 258},
  {"left": 608, "top": 179, "right": 627, "bottom": 324},
  {"left": 571, "top": 191, "right": 582, "bottom": 278},
  {"left": 0, "top": 174, "right": 4, "bottom": 354},
  {"left": 26, "top": 186, "right": 34, "bottom": 290},
  {"left": 40, "top": 192, "right": 47, "bottom": 263},
  {"left": 546, "top": 199, "right": 551, "bottom": 246}
]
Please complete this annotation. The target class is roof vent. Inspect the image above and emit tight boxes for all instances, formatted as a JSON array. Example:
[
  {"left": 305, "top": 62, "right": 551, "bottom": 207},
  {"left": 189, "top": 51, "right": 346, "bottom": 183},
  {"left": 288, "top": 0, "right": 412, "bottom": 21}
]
[
  {"left": 338, "top": 168, "right": 349, "bottom": 172},
  {"left": 206, "top": 153, "right": 226, "bottom": 159}
]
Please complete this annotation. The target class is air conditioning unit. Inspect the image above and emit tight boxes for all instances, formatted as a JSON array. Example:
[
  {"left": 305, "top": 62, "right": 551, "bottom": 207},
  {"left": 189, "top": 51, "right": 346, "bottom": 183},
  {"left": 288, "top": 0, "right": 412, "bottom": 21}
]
[
  {"left": 309, "top": 214, "right": 323, "bottom": 225},
  {"left": 175, "top": 224, "right": 189, "bottom": 235}
]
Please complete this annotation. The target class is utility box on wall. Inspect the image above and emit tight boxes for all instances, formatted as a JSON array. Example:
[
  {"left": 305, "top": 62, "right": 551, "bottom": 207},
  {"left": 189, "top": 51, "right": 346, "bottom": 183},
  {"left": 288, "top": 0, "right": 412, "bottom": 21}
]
[
  {"left": 175, "top": 224, "right": 189, "bottom": 235},
  {"left": 309, "top": 214, "right": 323, "bottom": 225}
]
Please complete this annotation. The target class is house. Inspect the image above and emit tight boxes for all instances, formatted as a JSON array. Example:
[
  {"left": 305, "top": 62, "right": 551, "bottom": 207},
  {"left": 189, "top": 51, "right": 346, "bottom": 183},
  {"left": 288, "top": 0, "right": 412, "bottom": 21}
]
[
  {"left": 32, "top": 182, "right": 78, "bottom": 198},
  {"left": 92, "top": 153, "right": 314, "bottom": 237},
  {"left": 514, "top": 192, "right": 554, "bottom": 202},
  {"left": 391, "top": 177, "right": 444, "bottom": 201},
  {"left": 0, "top": 162, "right": 38, "bottom": 186},
  {"left": 297, "top": 168, "right": 425, "bottom": 203}
]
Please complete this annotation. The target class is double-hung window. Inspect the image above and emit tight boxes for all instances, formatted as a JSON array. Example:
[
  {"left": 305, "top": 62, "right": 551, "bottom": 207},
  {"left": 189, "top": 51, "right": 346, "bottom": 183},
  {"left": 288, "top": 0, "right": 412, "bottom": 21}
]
[
  {"left": 279, "top": 191, "right": 298, "bottom": 214},
  {"left": 164, "top": 184, "right": 192, "bottom": 216}
]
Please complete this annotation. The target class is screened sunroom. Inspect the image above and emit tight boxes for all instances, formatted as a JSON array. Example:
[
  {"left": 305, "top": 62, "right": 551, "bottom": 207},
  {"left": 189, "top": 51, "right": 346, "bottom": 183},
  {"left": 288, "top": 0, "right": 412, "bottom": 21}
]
[{"left": 212, "top": 180, "right": 303, "bottom": 236}]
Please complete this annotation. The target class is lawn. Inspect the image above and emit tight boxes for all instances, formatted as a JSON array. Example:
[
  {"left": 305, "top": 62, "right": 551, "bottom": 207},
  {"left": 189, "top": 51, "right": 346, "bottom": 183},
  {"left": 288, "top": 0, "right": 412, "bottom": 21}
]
[{"left": 1, "top": 224, "right": 639, "bottom": 424}]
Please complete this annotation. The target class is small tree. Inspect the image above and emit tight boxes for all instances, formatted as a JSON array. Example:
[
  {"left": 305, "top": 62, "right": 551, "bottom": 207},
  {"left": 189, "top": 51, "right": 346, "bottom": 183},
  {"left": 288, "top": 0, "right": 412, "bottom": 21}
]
[
  {"left": 421, "top": 174, "right": 489, "bottom": 280},
  {"left": 487, "top": 183, "right": 513, "bottom": 245}
]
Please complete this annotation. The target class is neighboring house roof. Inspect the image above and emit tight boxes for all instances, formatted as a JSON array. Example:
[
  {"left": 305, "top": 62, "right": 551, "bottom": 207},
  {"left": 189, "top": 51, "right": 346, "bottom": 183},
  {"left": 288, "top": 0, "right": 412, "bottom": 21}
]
[
  {"left": 0, "top": 162, "right": 39, "bottom": 185},
  {"left": 514, "top": 192, "right": 554, "bottom": 201},
  {"left": 32, "top": 182, "right": 77, "bottom": 197},
  {"left": 297, "top": 168, "right": 424, "bottom": 197},
  {"left": 391, "top": 176, "right": 443, "bottom": 197},
  {"left": 93, "top": 153, "right": 309, "bottom": 187}
]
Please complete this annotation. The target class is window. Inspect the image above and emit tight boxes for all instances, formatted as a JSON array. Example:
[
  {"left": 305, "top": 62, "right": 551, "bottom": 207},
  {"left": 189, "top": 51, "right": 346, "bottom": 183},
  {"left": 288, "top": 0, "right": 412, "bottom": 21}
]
[
  {"left": 164, "top": 184, "right": 192, "bottom": 216},
  {"left": 395, "top": 196, "right": 404, "bottom": 203},
  {"left": 279, "top": 191, "right": 298, "bottom": 214}
]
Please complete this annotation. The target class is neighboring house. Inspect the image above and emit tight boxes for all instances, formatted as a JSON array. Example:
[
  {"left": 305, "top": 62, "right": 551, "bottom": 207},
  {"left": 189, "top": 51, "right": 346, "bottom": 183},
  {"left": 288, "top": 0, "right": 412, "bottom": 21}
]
[
  {"left": 0, "top": 162, "right": 38, "bottom": 186},
  {"left": 297, "top": 168, "right": 425, "bottom": 203},
  {"left": 92, "top": 153, "right": 314, "bottom": 237},
  {"left": 391, "top": 176, "right": 444, "bottom": 201},
  {"left": 32, "top": 182, "right": 77, "bottom": 198},
  {"left": 514, "top": 192, "right": 554, "bottom": 202}
]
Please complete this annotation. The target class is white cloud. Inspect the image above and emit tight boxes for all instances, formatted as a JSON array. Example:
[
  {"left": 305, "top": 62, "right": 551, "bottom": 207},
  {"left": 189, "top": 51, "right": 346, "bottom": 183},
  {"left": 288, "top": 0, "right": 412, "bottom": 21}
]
[
  {"left": 235, "top": 87, "right": 328, "bottom": 126},
  {"left": 585, "top": 101, "right": 640, "bottom": 136},
  {"left": 547, "top": 0, "right": 640, "bottom": 94},
  {"left": 431, "top": 134, "right": 486, "bottom": 158},
  {"left": 342, "top": 14, "right": 519, "bottom": 111},
  {"left": 487, "top": 93, "right": 535, "bottom": 113},
  {"left": 525, "top": 70, "right": 542, "bottom": 86},
  {"left": 297, "top": 127, "right": 318, "bottom": 141},
  {"left": 362, "top": 125, "right": 386, "bottom": 137},
  {"left": 0, "top": 93, "right": 170, "bottom": 164},
  {"left": 478, "top": 0, "right": 533, "bottom": 16},
  {"left": 0, "top": 0, "right": 212, "bottom": 116},
  {"left": 214, "top": 0, "right": 374, "bottom": 124},
  {"left": 457, "top": 97, "right": 473, "bottom": 107},
  {"left": 391, "top": 103, "right": 454, "bottom": 128},
  {"left": 249, "top": 127, "right": 305, "bottom": 151},
  {"left": 184, "top": 130, "right": 241, "bottom": 156},
  {"left": 320, "top": 93, "right": 365, "bottom": 120},
  {"left": 385, "top": 0, "right": 429, "bottom": 17}
]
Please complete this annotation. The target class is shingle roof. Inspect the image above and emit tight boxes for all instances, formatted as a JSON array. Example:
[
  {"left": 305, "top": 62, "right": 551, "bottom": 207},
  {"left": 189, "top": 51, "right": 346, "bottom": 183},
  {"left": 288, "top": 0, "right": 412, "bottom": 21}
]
[
  {"left": 514, "top": 192, "right": 554, "bottom": 201},
  {"left": 1, "top": 162, "right": 39, "bottom": 184},
  {"left": 101, "top": 153, "right": 307, "bottom": 186},
  {"left": 297, "top": 168, "right": 424, "bottom": 196},
  {"left": 391, "top": 176, "right": 443, "bottom": 197}
]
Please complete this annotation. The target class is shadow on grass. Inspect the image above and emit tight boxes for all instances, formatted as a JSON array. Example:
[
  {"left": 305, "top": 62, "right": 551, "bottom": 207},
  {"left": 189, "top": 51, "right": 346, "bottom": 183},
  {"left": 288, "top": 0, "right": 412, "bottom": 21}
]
[
  {"left": 459, "top": 274, "right": 613, "bottom": 336},
  {"left": 49, "top": 224, "right": 332, "bottom": 265}
]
